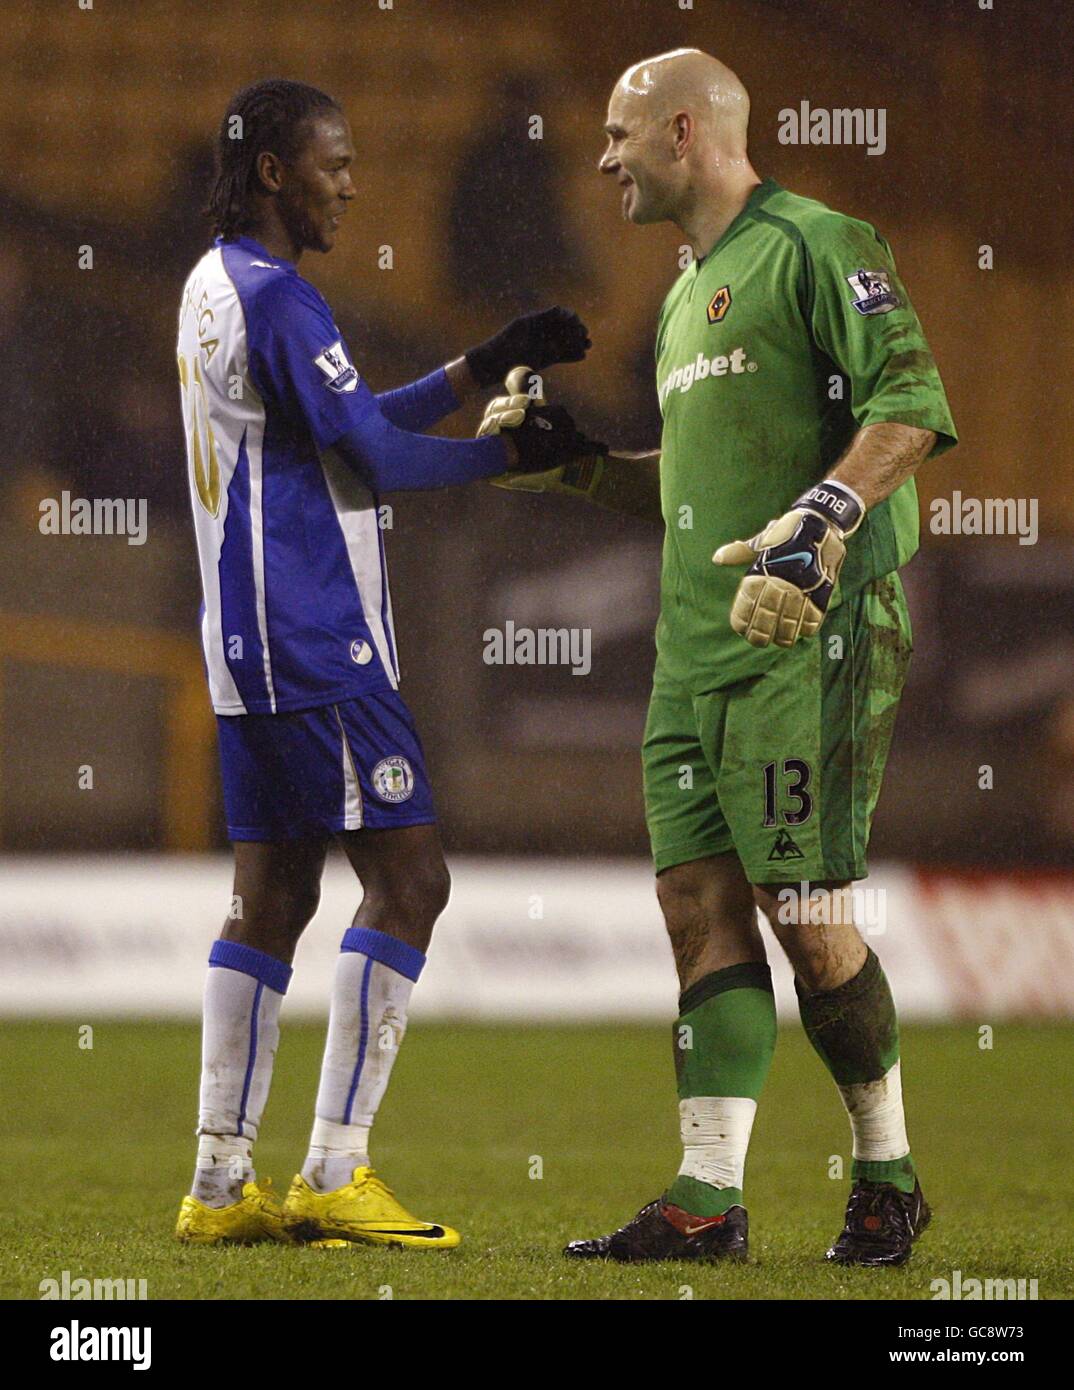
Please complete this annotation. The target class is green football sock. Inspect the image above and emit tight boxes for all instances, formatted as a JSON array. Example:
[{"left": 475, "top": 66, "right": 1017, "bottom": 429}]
[
  {"left": 665, "top": 962, "right": 777, "bottom": 1217},
  {"left": 795, "top": 947, "right": 916, "bottom": 1194}
]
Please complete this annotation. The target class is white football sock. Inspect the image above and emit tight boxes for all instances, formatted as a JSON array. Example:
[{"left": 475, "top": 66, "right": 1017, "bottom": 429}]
[
  {"left": 676, "top": 1096, "right": 758, "bottom": 1192},
  {"left": 302, "top": 927, "right": 424, "bottom": 1193},
  {"left": 191, "top": 940, "right": 292, "bottom": 1208},
  {"left": 194, "top": 1133, "right": 254, "bottom": 1208},
  {"left": 303, "top": 1117, "right": 372, "bottom": 1193},
  {"left": 838, "top": 1058, "right": 911, "bottom": 1161}
]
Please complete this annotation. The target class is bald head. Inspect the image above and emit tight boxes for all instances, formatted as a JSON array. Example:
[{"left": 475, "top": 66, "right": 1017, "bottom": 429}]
[
  {"left": 600, "top": 49, "right": 758, "bottom": 233},
  {"left": 615, "top": 49, "right": 751, "bottom": 152}
]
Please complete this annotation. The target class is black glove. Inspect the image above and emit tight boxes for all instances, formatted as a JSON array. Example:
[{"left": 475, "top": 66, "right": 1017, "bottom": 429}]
[
  {"left": 475, "top": 366, "right": 607, "bottom": 474},
  {"left": 504, "top": 402, "right": 608, "bottom": 474},
  {"left": 465, "top": 307, "right": 591, "bottom": 389}
]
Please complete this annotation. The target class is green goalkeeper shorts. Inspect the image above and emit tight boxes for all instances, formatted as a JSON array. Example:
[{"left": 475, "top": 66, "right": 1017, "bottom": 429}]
[{"left": 642, "top": 573, "right": 912, "bottom": 885}]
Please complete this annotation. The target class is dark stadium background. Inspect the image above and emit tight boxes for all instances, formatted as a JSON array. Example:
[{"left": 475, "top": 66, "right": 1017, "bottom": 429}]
[
  {"left": 0, "top": 0, "right": 1069, "bottom": 866},
  {"left": 2, "top": 0, "right": 1073, "bottom": 1314}
]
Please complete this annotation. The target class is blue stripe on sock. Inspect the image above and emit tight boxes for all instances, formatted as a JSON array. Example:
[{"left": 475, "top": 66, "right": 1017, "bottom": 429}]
[
  {"left": 209, "top": 938, "right": 292, "bottom": 994},
  {"left": 341, "top": 926, "right": 425, "bottom": 982},
  {"left": 236, "top": 980, "right": 264, "bottom": 1138},
  {"left": 342, "top": 956, "right": 375, "bottom": 1125}
]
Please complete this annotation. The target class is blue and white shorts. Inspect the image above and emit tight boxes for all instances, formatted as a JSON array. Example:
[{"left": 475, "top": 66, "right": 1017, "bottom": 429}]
[{"left": 216, "top": 690, "right": 437, "bottom": 842}]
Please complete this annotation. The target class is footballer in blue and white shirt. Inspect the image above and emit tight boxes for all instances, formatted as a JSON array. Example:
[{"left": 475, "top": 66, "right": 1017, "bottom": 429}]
[
  {"left": 177, "top": 168, "right": 594, "bottom": 834},
  {"left": 174, "top": 79, "right": 600, "bottom": 1248}
]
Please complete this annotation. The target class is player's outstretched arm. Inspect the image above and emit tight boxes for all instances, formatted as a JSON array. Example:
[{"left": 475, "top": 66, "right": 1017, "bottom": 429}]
[
  {"left": 332, "top": 368, "right": 608, "bottom": 495},
  {"left": 503, "top": 448, "right": 664, "bottom": 523},
  {"left": 589, "top": 451, "right": 663, "bottom": 522},
  {"left": 373, "top": 307, "right": 592, "bottom": 432},
  {"left": 333, "top": 409, "right": 512, "bottom": 493}
]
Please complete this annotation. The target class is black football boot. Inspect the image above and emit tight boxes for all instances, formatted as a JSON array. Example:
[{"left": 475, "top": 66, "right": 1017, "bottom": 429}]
[
  {"left": 826, "top": 1178, "right": 931, "bottom": 1267},
  {"left": 564, "top": 1198, "right": 748, "bottom": 1263}
]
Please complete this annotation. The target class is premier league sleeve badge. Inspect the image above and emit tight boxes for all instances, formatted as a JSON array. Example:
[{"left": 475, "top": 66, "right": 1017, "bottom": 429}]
[{"left": 846, "top": 268, "right": 900, "bottom": 316}]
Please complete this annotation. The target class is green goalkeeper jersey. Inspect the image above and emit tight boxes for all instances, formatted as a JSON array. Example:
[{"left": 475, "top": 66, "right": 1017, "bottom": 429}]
[{"left": 654, "top": 177, "right": 957, "bottom": 695}]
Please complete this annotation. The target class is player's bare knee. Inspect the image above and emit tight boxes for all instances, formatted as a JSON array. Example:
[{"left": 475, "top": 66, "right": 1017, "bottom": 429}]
[
  {"left": 753, "top": 880, "right": 849, "bottom": 929},
  {"left": 655, "top": 864, "right": 705, "bottom": 926},
  {"left": 396, "top": 857, "right": 450, "bottom": 925},
  {"left": 360, "top": 858, "right": 450, "bottom": 933},
  {"left": 232, "top": 877, "right": 320, "bottom": 934},
  {"left": 751, "top": 882, "right": 796, "bottom": 929},
  {"left": 658, "top": 858, "right": 752, "bottom": 928},
  {"left": 288, "top": 878, "right": 322, "bottom": 930},
  {"left": 755, "top": 882, "right": 867, "bottom": 991},
  {"left": 264, "top": 877, "right": 321, "bottom": 933},
  {"left": 412, "top": 858, "right": 451, "bottom": 923},
  {"left": 657, "top": 864, "right": 767, "bottom": 987},
  {"left": 655, "top": 874, "right": 706, "bottom": 950}
]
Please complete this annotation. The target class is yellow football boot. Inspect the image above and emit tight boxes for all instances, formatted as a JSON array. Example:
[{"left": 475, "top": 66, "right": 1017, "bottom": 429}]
[
  {"left": 283, "top": 1166, "right": 461, "bottom": 1249},
  {"left": 175, "top": 1178, "right": 292, "bottom": 1245}
]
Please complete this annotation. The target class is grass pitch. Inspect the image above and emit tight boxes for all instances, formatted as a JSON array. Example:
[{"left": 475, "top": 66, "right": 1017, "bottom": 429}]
[{"left": 3, "top": 1020, "right": 1071, "bottom": 1301}]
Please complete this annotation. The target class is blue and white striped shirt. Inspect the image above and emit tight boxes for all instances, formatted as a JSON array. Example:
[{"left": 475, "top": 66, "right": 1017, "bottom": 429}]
[{"left": 177, "top": 235, "right": 502, "bottom": 715}]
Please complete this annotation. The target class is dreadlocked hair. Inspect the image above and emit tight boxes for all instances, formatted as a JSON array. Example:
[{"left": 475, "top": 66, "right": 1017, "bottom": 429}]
[{"left": 206, "top": 78, "right": 340, "bottom": 240}]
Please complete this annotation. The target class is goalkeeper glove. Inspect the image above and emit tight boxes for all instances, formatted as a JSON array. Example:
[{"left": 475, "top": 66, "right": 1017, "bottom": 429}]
[
  {"left": 712, "top": 479, "right": 865, "bottom": 649},
  {"left": 477, "top": 366, "right": 607, "bottom": 479},
  {"left": 465, "top": 307, "right": 591, "bottom": 389},
  {"left": 490, "top": 455, "right": 605, "bottom": 499}
]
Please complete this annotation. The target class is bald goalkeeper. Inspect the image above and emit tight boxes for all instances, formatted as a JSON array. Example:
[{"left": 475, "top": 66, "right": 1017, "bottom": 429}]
[{"left": 493, "top": 49, "right": 957, "bottom": 1267}]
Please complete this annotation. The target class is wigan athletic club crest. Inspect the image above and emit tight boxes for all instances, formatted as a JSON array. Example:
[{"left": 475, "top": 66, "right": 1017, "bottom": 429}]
[
  {"left": 372, "top": 756, "right": 415, "bottom": 803},
  {"left": 846, "top": 268, "right": 899, "bottom": 316}
]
